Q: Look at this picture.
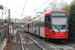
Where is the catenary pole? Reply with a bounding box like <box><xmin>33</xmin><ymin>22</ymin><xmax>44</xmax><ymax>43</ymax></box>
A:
<box><xmin>8</xmin><ymin>9</ymin><xmax>11</xmax><ymax>44</ymax></box>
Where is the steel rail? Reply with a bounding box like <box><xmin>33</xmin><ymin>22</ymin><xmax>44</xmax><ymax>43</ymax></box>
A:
<box><xmin>18</xmin><ymin>31</ymin><xmax>24</xmax><ymax>50</ymax></box>
<box><xmin>62</xmin><ymin>41</ymin><xmax>75</xmax><ymax>48</ymax></box>
<box><xmin>27</xmin><ymin>35</ymin><xmax>47</xmax><ymax>50</ymax></box>
<box><xmin>27</xmin><ymin>34</ymin><xmax>64</xmax><ymax>50</ymax></box>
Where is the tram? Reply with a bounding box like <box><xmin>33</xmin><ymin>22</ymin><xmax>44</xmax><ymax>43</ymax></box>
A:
<box><xmin>24</xmin><ymin>10</ymin><xmax>69</xmax><ymax>39</ymax></box>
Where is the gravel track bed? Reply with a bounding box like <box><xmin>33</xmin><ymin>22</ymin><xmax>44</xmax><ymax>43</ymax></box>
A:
<box><xmin>18</xmin><ymin>31</ymin><xmax>75</xmax><ymax>50</ymax></box>
<box><xmin>19</xmin><ymin>31</ymin><xmax>42</xmax><ymax>50</ymax></box>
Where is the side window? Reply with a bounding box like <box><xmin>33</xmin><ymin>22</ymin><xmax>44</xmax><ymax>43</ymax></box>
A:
<box><xmin>33</xmin><ymin>21</ymin><xmax>35</xmax><ymax>28</ymax></box>
<box><xmin>32</xmin><ymin>22</ymin><xmax>34</xmax><ymax>28</ymax></box>
<box><xmin>35</xmin><ymin>17</ymin><xmax>44</xmax><ymax>27</ymax></box>
<box><xmin>45</xmin><ymin>15</ymin><xmax>51</xmax><ymax>29</ymax></box>
<box><xmin>39</xmin><ymin>16</ymin><xmax>44</xmax><ymax>27</ymax></box>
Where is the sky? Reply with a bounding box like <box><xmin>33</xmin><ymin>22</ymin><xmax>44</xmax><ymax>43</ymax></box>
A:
<box><xmin>0</xmin><ymin>0</ymin><xmax>73</xmax><ymax>19</ymax></box>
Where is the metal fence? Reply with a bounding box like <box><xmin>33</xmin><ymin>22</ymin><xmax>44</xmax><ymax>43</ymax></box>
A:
<box><xmin>0</xmin><ymin>28</ymin><xmax>6</xmax><ymax>45</ymax></box>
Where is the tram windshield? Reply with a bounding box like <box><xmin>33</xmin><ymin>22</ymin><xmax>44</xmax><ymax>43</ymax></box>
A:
<box><xmin>52</xmin><ymin>25</ymin><xmax>67</xmax><ymax>29</ymax></box>
<box><xmin>51</xmin><ymin>12</ymin><xmax>68</xmax><ymax>30</ymax></box>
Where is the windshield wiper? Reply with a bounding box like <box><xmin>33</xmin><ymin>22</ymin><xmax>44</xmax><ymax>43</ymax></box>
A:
<box><xmin>52</xmin><ymin>24</ymin><xmax>60</xmax><ymax>32</ymax></box>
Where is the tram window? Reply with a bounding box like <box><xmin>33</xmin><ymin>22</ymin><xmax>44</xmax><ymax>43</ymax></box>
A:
<box><xmin>35</xmin><ymin>17</ymin><xmax>44</xmax><ymax>27</ymax></box>
<box><xmin>45</xmin><ymin>15</ymin><xmax>51</xmax><ymax>29</ymax></box>
<box><xmin>32</xmin><ymin>21</ymin><xmax>35</xmax><ymax>28</ymax></box>
<box><xmin>46</xmin><ymin>16</ymin><xmax>50</xmax><ymax>21</ymax></box>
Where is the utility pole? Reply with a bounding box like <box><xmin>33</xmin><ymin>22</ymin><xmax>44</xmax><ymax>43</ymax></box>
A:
<box><xmin>13</xmin><ymin>22</ymin><xmax>14</xmax><ymax>34</ymax></box>
<box><xmin>8</xmin><ymin>9</ymin><xmax>11</xmax><ymax>44</ymax></box>
<box><xmin>14</xmin><ymin>18</ymin><xmax>16</xmax><ymax>30</ymax></box>
<box><xmin>2</xmin><ymin>12</ymin><xmax>3</xmax><ymax>25</ymax></box>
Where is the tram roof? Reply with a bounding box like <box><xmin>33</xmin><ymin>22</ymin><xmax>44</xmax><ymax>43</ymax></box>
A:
<box><xmin>45</xmin><ymin>10</ymin><xmax>68</xmax><ymax>16</ymax></box>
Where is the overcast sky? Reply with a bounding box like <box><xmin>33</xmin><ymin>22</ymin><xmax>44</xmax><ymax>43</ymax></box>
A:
<box><xmin>0</xmin><ymin>0</ymin><xmax>73</xmax><ymax>19</ymax></box>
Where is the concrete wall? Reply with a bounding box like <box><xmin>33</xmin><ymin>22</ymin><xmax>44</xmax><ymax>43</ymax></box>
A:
<box><xmin>0</xmin><ymin>39</ymin><xmax>6</xmax><ymax>50</ymax></box>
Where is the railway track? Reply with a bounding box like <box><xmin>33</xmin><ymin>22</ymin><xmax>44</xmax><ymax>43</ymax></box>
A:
<box><xmin>39</xmin><ymin>35</ymin><xmax>75</xmax><ymax>50</ymax></box>
<box><xmin>18</xmin><ymin>31</ymin><xmax>43</xmax><ymax>50</ymax></box>
<box><xmin>18</xmin><ymin>30</ymin><xmax>75</xmax><ymax>50</ymax></box>
<box><xmin>47</xmin><ymin>40</ymin><xmax>75</xmax><ymax>50</ymax></box>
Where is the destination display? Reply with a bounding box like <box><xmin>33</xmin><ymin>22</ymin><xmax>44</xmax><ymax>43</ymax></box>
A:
<box><xmin>51</xmin><ymin>13</ymin><xmax>66</xmax><ymax>16</ymax></box>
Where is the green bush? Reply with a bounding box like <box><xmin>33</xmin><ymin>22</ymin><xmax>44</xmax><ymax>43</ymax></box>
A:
<box><xmin>69</xmin><ymin>5</ymin><xmax>75</xmax><ymax>40</ymax></box>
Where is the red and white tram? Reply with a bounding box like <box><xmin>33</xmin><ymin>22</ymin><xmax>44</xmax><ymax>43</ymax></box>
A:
<box><xmin>24</xmin><ymin>10</ymin><xmax>69</xmax><ymax>39</ymax></box>
<box><xmin>24</xmin><ymin>22</ymin><xmax>29</xmax><ymax>32</ymax></box>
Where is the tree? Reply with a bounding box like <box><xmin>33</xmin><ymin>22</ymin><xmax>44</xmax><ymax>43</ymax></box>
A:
<box><xmin>49</xmin><ymin>2</ymin><xmax>57</xmax><ymax>10</ymax></box>
<box><xmin>49</xmin><ymin>2</ymin><xmax>66</xmax><ymax>10</ymax></box>
<box><xmin>43</xmin><ymin>7</ymin><xmax>48</xmax><ymax>13</ymax></box>
<box><xmin>0</xmin><ymin>5</ymin><xmax>3</xmax><ymax>25</ymax></box>
<box><xmin>3</xmin><ymin>19</ymin><xmax>8</xmax><ymax>23</ymax></box>
<box><xmin>32</xmin><ymin>17</ymin><xmax>37</xmax><ymax>20</ymax></box>
<box><xmin>70</xmin><ymin>0</ymin><xmax>75</xmax><ymax>6</ymax></box>
<box><xmin>62</xmin><ymin>3</ymin><xmax>70</xmax><ymax>13</ymax></box>
<box><xmin>21</xmin><ymin>16</ymin><xmax>32</xmax><ymax>23</ymax></box>
<box><xmin>62</xmin><ymin>0</ymin><xmax>75</xmax><ymax>13</ymax></box>
<box><xmin>43</xmin><ymin>0</ymin><xmax>65</xmax><ymax>13</ymax></box>
<box><xmin>0</xmin><ymin>5</ymin><xmax>3</xmax><ymax>10</ymax></box>
<box><xmin>0</xmin><ymin>19</ymin><xmax>2</xmax><ymax>22</ymax></box>
<box><xmin>69</xmin><ymin>5</ymin><xmax>75</xmax><ymax>40</ymax></box>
